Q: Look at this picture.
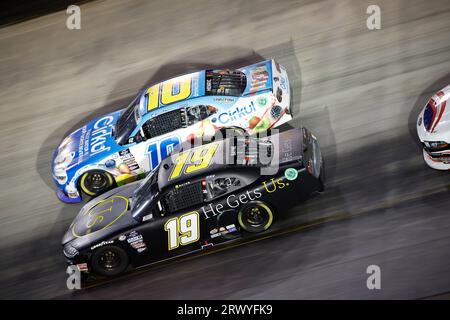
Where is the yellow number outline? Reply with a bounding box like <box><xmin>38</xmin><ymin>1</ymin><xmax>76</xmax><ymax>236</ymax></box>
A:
<box><xmin>169</xmin><ymin>151</ymin><xmax>190</xmax><ymax>181</ymax></box>
<box><xmin>164</xmin><ymin>212</ymin><xmax>200</xmax><ymax>251</ymax></box>
<box><xmin>160</xmin><ymin>77</ymin><xmax>192</xmax><ymax>106</ymax></box>
<box><xmin>146</xmin><ymin>76</ymin><xmax>192</xmax><ymax>112</ymax></box>
<box><xmin>185</xmin><ymin>143</ymin><xmax>218</xmax><ymax>174</ymax></box>
<box><xmin>168</xmin><ymin>143</ymin><xmax>218</xmax><ymax>180</ymax></box>
<box><xmin>145</xmin><ymin>85</ymin><xmax>159</xmax><ymax>112</ymax></box>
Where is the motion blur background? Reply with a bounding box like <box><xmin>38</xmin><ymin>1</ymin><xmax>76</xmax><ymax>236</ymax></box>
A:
<box><xmin>0</xmin><ymin>0</ymin><xmax>449</xmax><ymax>299</ymax></box>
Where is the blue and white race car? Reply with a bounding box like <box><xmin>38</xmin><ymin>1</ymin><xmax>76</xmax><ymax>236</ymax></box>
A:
<box><xmin>52</xmin><ymin>59</ymin><xmax>292</xmax><ymax>203</ymax></box>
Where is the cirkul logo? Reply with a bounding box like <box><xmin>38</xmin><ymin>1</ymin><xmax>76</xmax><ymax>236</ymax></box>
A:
<box><xmin>214</xmin><ymin>102</ymin><xmax>256</xmax><ymax>124</ymax></box>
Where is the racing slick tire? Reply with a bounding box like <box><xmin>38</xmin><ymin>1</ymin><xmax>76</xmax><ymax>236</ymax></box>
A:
<box><xmin>238</xmin><ymin>201</ymin><xmax>275</xmax><ymax>233</ymax></box>
<box><xmin>91</xmin><ymin>245</ymin><xmax>129</xmax><ymax>277</ymax></box>
<box><xmin>79</xmin><ymin>170</ymin><xmax>115</xmax><ymax>198</ymax></box>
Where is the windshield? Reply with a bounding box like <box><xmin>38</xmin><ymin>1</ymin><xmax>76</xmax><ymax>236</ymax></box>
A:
<box><xmin>131</xmin><ymin>168</ymin><xmax>159</xmax><ymax>219</ymax></box>
<box><xmin>114</xmin><ymin>94</ymin><xmax>142</xmax><ymax>145</ymax></box>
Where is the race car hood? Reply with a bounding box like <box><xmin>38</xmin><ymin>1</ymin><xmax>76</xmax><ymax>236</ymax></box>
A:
<box><xmin>52</xmin><ymin>110</ymin><xmax>123</xmax><ymax>185</ymax></box>
<box><xmin>417</xmin><ymin>85</ymin><xmax>450</xmax><ymax>143</ymax></box>
<box><xmin>62</xmin><ymin>181</ymin><xmax>139</xmax><ymax>249</ymax></box>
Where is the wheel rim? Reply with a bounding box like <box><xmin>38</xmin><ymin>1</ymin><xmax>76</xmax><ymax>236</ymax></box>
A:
<box><xmin>99</xmin><ymin>250</ymin><xmax>121</xmax><ymax>270</ymax></box>
<box><xmin>243</xmin><ymin>206</ymin><xmax>268</xmax><ymax>227</ymax></box>
<box><xmin>86</xmin><ymin>172</ymin><xmax>108</xmax><ymax>192</ymax></box>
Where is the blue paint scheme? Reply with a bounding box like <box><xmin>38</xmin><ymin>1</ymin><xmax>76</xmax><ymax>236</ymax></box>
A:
<box><xmin>52</xmin><ymin>110</ymin><xmax>129</xmax><ymax>201</ymax></box>
<box><xmin>52</xmin><ymin>59</ymin><xmax>287</xmax><ymax>203</ymax></box>
<box><xmin>56</xmin><ymin>189</ymin><xmax>81</xmax><ymax>203</ymax></box>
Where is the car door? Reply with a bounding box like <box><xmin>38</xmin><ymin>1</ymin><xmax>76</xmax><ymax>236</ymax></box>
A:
<box><xmin>137</xmin><ymin>180</ymin><xmax>207</xmax><ymax>262</ymax></box>
<box><xmin>126</xmin><ymin>112</ymin><xmax>183</xmax><ymax>174</ymax></box>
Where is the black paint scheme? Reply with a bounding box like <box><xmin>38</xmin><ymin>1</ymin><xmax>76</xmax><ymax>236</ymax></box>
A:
<box><xmin>62</xmin><ymin>127</ymin><xmax>324</xmax><ymax>276</ymax></box>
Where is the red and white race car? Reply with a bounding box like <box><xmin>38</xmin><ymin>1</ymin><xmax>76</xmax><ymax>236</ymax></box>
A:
<box><xmin>417</xmin><ymin>85</ymin><xmax>450</xmax><ymax>170</ymax></box>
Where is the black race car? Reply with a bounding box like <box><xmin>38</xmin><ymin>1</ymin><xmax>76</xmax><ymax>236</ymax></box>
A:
<box><xmin>62</xmin><ymin>127</ymin><xmax>324</xmax><ymax>278</ymax></box>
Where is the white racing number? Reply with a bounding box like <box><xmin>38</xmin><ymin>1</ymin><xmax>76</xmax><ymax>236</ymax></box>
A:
<box><xmin>164</xmin><ymin>212</ymin><xmax>200</xmax><ymax>250</ymax></box>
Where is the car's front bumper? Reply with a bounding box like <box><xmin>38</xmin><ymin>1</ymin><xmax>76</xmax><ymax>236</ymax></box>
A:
<box><xmin>56</xmin><ymin>188</ymin><xmax>82</xmax><ymax>203</ymax></box>
<box><xmin>422</xmin><ymin>148</ymin><xmax>450</xmax><ymax>170</ymax></box>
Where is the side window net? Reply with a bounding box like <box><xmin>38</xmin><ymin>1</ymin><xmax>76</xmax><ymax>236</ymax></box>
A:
<box><xmin>205</xmin><ymin>70</ymin><xmax>247</xmax><ymax>96</ymax></box>
<box><xmin>163</xmin><ymin>182</ymin><xmax>204</xmax><ymax>213</ymax></box>
<box><xmin>141</xmin><ymin>105</ymin><xmax>217</xmax><ymax>140</ymax></box>
<box><xmin>142</xmin><ymin>109</ymin><xmax>183</xmax><ymax>139</ymax></box>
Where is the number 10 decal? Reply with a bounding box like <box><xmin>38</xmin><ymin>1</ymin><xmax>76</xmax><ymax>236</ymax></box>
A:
<box><xmin>146</xmin><ymin>136</ymin><xmax>181</xmax><ymax>171</ymax></box>
<box><xmin>164</xmin><ymin>212</ymin><xmax>200</xmax><ymax>251</ymax></box>
<box><xmin>146</xmin><ymin>75</ymin><xmax>192</xmax><ymax>112</ymax></box>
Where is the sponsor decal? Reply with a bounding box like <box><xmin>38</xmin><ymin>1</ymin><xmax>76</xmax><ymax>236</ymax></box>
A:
<box><xmin>210</xmin><ymin>224</ymin><xmax>238</xmax><ymax>239</ymax></box>
<box><xmin>263</xmin><ymin>177</ymin><xmax>289</xmax><ymax>193</ymax></box>
<box><xmin>280</xmin><ymin>77</ymin><xmax>287</xmax><ymax>90</ymax></box>
<box><xmin>118</xmin><ymin>149</ymin><xmax>140</xmax><ymax>171</ymax></box>
<box><xmin>201</xmin><ymin>189</ymin><xmax>262</xmax><ymax>219</ymax></box>
<box><xmin>77</xmin><ymin>126</ymin><xmax>88</xmax><ymax>164</ymax></box>
<box><xmin>90</xmin><ymin>116</ymin><xmax>114</xmax><ymax>156</ymax></box>
<box><xmin>126</xmin><ymin>231</ymin><xmax>148</xmax><ymax>253</ymax></box>
<box><xmin>284</xmin><ymin>168</ymin><xmax>298</xmax><ymax>181</ymax></box>
<box><xmin>213</xmin><ymin>97</ymin><xmax>236</xmax><ymax>104</ymax></box>
<box><xmin>256</xmin><ymin>96</ymin><xmax>268</xmax><ymax>108</ymax></box>
<box><xmin>127</xmin><ymin>235</ymin><xmax>143</xmax><ymax>243</ymax></box>
<box><xmin>250</xmin><ymin>66</ymin><xmax>269</xmax><ymax>92</ymax></box>
<box><xmin>76</xmin><ymin>263</ymin><xmax>89</xmax><ymax>272</ymax></box>
<box><xmin>142</xmin><ymin>214</ymin><xmax>153</xmax><ymax>222</ymax></box>
<box><xmin>213</xmin><ymin>102</ymin><xmax>256</xmax><ymax>125</ymax></box>
<box><xmin>105</xmin><ymin>159</ymin><xmax>116</xmax><ymax>168</ymax></box>
<box><xmin>118</xmin><ymin>235</ymin><xmax>126</xmax><ymax>241</ymax></box>
<box><xmin>201</xmin><ymin>175</ymin><xmax>292</xmax><ymax>219</ymax></box>
<box><xmin>90</xmin><ymin>240</ymin><xmax>114</xmax><ymax>250</ymax></box>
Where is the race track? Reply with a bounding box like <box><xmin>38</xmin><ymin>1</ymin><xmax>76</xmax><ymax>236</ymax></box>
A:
<box><xmin>0</xmin><ymin>0</ymin><xmax>450</xmax><ymax>299</ymax></box>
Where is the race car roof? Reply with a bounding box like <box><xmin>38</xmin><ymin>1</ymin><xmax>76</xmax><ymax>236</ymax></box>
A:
<box><xmin>157</xmin><ymin>137</ymin><xmax>260</xmax><ymax>190</ymax></box>
<box><xmin>137</xmin><ymin>60</ymin><xmax>274</xmax><ymax>118</ymax></box>
<box><xmin>157</xmin><ymin>128</ymin><xmax>304</xmax><ymax>191</ymax></box>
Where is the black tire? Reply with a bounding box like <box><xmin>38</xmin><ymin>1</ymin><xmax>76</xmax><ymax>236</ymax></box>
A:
<box><xmin>79</xmin><ymin>170</ymin><xmax>115</xmax><ymax>197</ymax></box>
<box><xmin>91</xmin><ymin>245</ymin><xmax>129</xmax><ymax>277</ymax></box>
<box><xmin>238</xmin><ymin>201</ymin><xmax>275</xmax><ymax>233</ymax></box>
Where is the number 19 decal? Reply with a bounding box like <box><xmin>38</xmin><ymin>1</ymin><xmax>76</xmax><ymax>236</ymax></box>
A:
<box><xmin>164</xmin><ymin>212</ymin><xmax>200</xmax><ymax>251</ymax></box>
<box><xmin>169</xmin><ymin>143</ymin><xmax>218</xmax><ymax>180</ymax></box>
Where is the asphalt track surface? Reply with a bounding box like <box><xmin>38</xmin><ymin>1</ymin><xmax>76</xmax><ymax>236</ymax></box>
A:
<box><xmin>0</xmin><ymin>0</ymin><xmax>450</xmax><ymax>299</ymax></box>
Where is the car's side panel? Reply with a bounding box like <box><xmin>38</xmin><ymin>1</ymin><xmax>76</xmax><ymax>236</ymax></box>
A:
<box><xmin>125</xmin><ymin>164</ymin><xmax>322</xmax><ymax>270</ymax></box>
